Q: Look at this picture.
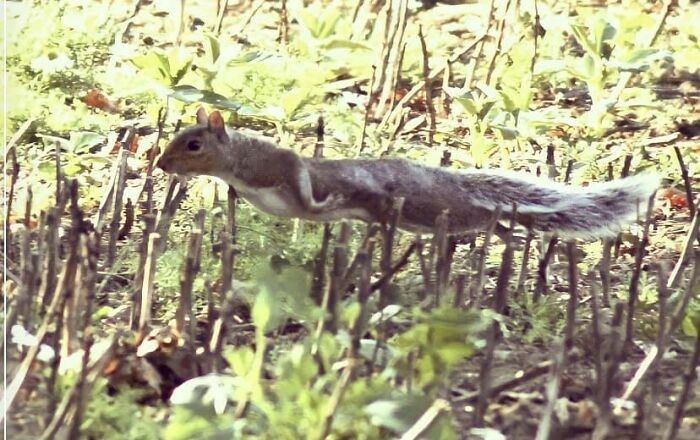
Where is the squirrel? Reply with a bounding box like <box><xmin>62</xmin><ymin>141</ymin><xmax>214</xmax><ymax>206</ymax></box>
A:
<box><xmin>156</xmin><ymin>108</ymin><xmax>660</xmax><ymax>239</ymax></box>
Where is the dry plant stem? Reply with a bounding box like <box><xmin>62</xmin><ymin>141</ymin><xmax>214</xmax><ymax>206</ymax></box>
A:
<box><xmin>314</xmin><ymin>115</ymin><xmax>325</xmax><ymax>158</ymax></box>
<box><xmin>138</xmin><ymin>233</ymin><xmax>161</xmax><ymax>333</ymax></box>
<box><xmin>380</xmin><ymin>198</ymin><xmax>404</xmax><ymax>307</ymax></box>
<box><xmin>465</xmin><ymin>0</ymin><xmax>496</xmax><ymax>88</ymax></box>
<box><xmin>418</xmin><ymin>25</ymin><xmax>436</xmax><ymax>147</ymax></box>
<box><xmin>227</xmin><ymin>185</ymin><xmax>238</xmax><ymax>237</ymax></box>
<box><xmin>107</xmin><ymin>148</ymin><xmax>130</xmax><ymax>267</ymax></box>
<box><xmin>130</xmin><ymin>214</ymin><xmax>155</xmax><ymax>329</ymax></box>
<box><xmin>453</xmin><ymin>273</ymin><xmax>467</xmax><ymax>308</ymax></box>
<box><xmin>1</xmin><ymin>238</ymin><xmax>79</xmax><ymax>422</ymax></box>
<box><xmin>387</xmin><ymin>41</ymin><xmax>407</xmax><ymax>115</ymax></box>
<box><xmin>17</xmin><ymin>229</ymin><xmax>33</xmax><ymax>328</ymax></box>
<box><xmin>358</xmin><ymin>65</ymin><xmax>377</xmax><ymax>155</ymax></box>
<box><xmin>55</xmin><ymin>141</ymin><xmax>62</xmax><ymax>208</ymax></box>
<box><xmin>37</xmin><ymin>212</ymin><xmax>58</xmax><ymax>310</ymax></box>
<box><xmin>155</xmin><ymin>177</ymin><xmax>188</xmax><ymax>254</ymax></box>
<box><xmin>175</xmin><ymin>0</ymin><xmax>185</xmax><ymax>45</ymax></box>
<box><xmin>371</xmin><ymin>241</ymin><xmax>416</xmax><ymax>293</ymax></box>
<box><xmin>210</xmin><ymin>237</ymin><xmax>237</xmax><ymax>372</ymax></box>
<box><xmin>400</xmin><ymin>399</ymin><xmax>451</xmax><ymax>440</ymax></box>
<box><xmin>516</xmin><ymin>230</ymin><xmax>534</xmax><ymax>296</ymax></box>
<box><xmin>93</xmin><ymin>145</ymin><xmax>124</xmax><ymax>231</ymax></box>
<box><xmin>340</xmin><ymin>224</ymin><xmax>380</xmax><ymax>291</ymax></box>
<box><xmin>589</xmin><ymin>279</ymin><xmax>605</xmax><ymax>405</ymax></box>
<box><xmin>599</xmin><ymin>239</ymin><xmax>613</xmax><ymax>307</ymax></box>
<box><xmin>592</xmin><ymin>303</ymin><xmax>626</xmax><ymax>440</ymax></box>
<box><xmin>67</xmin><ymin>333</ymin><xmax>93</xmax><ymax>439</ymax></box>
<box><xmin>668</xmin><ymin>249</ymin><xmax>700</xmax><ymax>337</ymax></box>
<box><xmin>535</xmin><ymin>338</ymin><xmax>566</xmax><ymax>440</ymax></box>
<box><xmin>215</xmin><ymin>0</ymin><xmax>229</xmax><ymax>35</ymax></box>
<box><xmin>624</xmin><ymin>194</ymin><xmax>656</xmax><ymax>349</ymax></box>
<box><xmin>470</xmin><ymin>207</ymin><xmax>502</xmax><ymax>309</ymax></box>
<box><xmin>673</xmin><ymin>145</ymin><xmax>696</xmax><ymax>219</ymax></box>
<box><xmin>381</xmin><ymin>34</ymin><xmax>486</xmax><ymax>131</ymax></box>
<box><xmin>665</xmin><ymin>330</ymin><xmax>700</xmax><ymax>440</ymax></box>
<box><xmin>564</xmin><ymin>241</ymin><xmax>578</xmax><ymax>350</ymax></box>
<box><xmin>311</xmin><ymin>224</ymin><xmax>333</xmax><ymax>306</ymax></box>
<box><xmin>620</xmin><ymin>263</ymin><xmax>671</xmax><ymax>403</ymax></box>
<box><xmin>668</xmin><ymin>199</ymin><xmax>700</xmax><ymax>288</ymax></box>
<box><xmin>280</xmin><ymin>0</ymin><xmax>289</xmax><ymax>45</ymax></box>
<box><xmin>485</xmin><ymin>0</ymin><xmax>511</xmax><ymax>86</ymax></box>
<box><xmin>433</xmin><ymin>212</ymin><xmax>450</xmax><ymax>307</ymax></box>
<box><xmin>350</xmin><ymin>243</ymin><xmax>374</xmax><ymax>359</ymax></box>
<box><xmin>533</xmin><ymin>237</ymin><xmax>558</xmax><ymax>302</ymax></box>
<box><xmin>375</xmin><ymin>0</ymin><xmax>408</xmax><ymax>117</ymax></box>
<box><xmin>177</xmin><ymin>223</ymin><xmax>204</xmax><ymax>336</ymax></box>
<box><xmin>474</xmin><ymin>211</ymin><xmax>515</xmax><ymax>426</ymax></box>
<box><xmin>317</xmin><ymin>361</ymin><xmax>357</xmax><ymax>440</ymax></box>
<box><xmin>143</xmin><ymin>106</ymin><xmax>167</xmax><ymax>214</ymax></box>
<box><xmin>4</xmin><ymin>146</ymin><xmax>20</xmax><ymax>259</ymax></box>
<box><xmin>454</xmin><ymin>354</ymin><xmax>580</xmax><ymax>403</ymax></box>
<box><xmin>327</xmin><ymin>222</ymin><xmax>351</xmax><ymax>333</ymax></box>
<box><xmin>530</xmin><ymin>0</ymin><xmax>540</xmax><ymax>75</ymax></box>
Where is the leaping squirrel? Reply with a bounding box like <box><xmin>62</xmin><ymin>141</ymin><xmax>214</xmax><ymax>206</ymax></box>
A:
<box><xmin>156</xmin><ymin>108</ymin><xmax>659</xmax><ymax>239</ymax></box>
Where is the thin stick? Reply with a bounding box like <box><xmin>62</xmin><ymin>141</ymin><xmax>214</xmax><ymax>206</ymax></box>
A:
<box><xmin>673</xmin><ymin>146</ymin><xmax>695</xmax><ymax>219</ymax></box>
<box><xmin>138</xmin><ymin>233</ymin><xmax>161</xmax><ymax>333</ymax></box>
<box><xmin>625</xmin><ymin>193</ymin><xmax>656</xmax><ymax>349</ymax></box>
<box><xmin>380</xmin><ymin>34</ymin><xmax>486</xmax><ymax>131</ymax></box>
<box><xmin>470</xmin><ymin>207</ymin><xmax>502</xmax><ymax>308</ymax></box>
<box><xmin>668</xmin><ymin>199</ymin><xmax>700</xmax><ymax>288</ymax></box>
<box><xmin>358</xmin><ymin>65</ymin><xmax>377</xmax><ymax>155</ymax></box>
<box><xmin>485</xmin><ymin>0</ymin><xmax>512</xmax><ymax>86</ymax></box>
<box><xmin>400</xmin><ymin>399</ymin><xmax>450</xmax><ymax>440</ymax></box>
<box><xmin>418</xmin><ymin>25</ymin><xmax>435</xmax><ymax>147</ymax></box>
<box><xmin>665</xmin><ymin>331</ymin><xmax>700</xmax><ymax>440</ymax></box>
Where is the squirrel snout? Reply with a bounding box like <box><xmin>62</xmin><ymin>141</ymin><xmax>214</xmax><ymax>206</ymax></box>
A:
<box><xmin>156</xmin><ymin>156</ymin><xmax>170</xmax><ymax>172</ymax></box>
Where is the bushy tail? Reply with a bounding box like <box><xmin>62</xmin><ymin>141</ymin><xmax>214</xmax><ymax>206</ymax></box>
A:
<box><xmin>463</xmin><ymin>171</ymin><xmax>660</xmax><ymax>239</ymax></box>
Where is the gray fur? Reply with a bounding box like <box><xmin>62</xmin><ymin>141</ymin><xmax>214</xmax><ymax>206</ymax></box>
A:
<box><xmin>159</xmin><ymin>124</ymin><xmax>659</xmax><ymax>240</ymax></box>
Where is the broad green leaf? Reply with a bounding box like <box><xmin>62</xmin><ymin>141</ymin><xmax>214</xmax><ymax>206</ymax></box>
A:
<box><xmin>170</xmin><ymin>85</ymin><xmax>204</xmax><ymax>103</ymax></box>
<box><xmin>68</xmin><ymin>131</ymin><xmax>105</xmax><ymax>154</ymax></box>
<box><xmin>592</xmin><ymin>19</ymin><xmax>616</xmax><ymax>55</ymax></box>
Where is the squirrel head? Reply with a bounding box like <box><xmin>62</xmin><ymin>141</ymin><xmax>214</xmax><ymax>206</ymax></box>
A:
<box><xmin>157</xmin><ymin>108</ymin><xmax>234</xmax><ymax>177</ymax></box>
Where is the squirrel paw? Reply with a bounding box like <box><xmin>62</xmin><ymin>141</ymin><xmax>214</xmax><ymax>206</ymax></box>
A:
<box><xmin>312</xmin><ymin>192</ymin><xmax>347</xmax><ymax>212</ymax></box>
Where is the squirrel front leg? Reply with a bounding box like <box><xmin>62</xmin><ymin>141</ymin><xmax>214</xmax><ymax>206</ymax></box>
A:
<box><xmin>293</xmin><ymin>163</ymin><xmax>345</xmax><ymax>213</ymax></box>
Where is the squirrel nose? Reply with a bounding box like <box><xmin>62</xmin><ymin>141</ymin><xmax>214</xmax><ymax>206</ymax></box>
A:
<box><xmin>156</xmin><ymin>156</ymin><xmax>169</xmax><ymax>172</ymax></box>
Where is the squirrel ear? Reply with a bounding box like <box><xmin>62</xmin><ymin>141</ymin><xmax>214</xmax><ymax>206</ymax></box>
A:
<box><xmin>208</xmin><ymin>111</ymin><xmax>227</xmax><ymax>138</ymax></box>
<box><xmin>196</xmin><ymin>107</ymin><xmax>208</xmax><ymax>125</ymax></box>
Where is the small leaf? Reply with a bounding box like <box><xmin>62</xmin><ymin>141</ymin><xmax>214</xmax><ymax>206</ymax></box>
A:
<box><xmin>570</xmin><ymin>24</ymin><xmax>597</xmax><ymax>58</ymax></box>
<box><xmin>170</xmin><ymin>85</ymin><xmax>203</xmax><ymax>103</ymax></box>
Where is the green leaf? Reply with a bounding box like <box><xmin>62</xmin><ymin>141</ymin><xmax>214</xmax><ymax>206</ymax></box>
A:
<box><xmin>206</xmin><ymin>34</ymin><xmax>221</xmax><ymax>63</ymax></box>
<box><xmin>252</xmin><ymin>289</ymin><xmax>272</xmax><ymax>333</ymax></box>
<box><xmin>69</xmin><ymin>131</ymin><xmax>105</xmax><ymax>154</ymax></box>
<box><xmin>570</xmin><ymin>24</ymin><xmax>597</xmax><ymax>58</ymax></box>
<box><xmin>224</xmin><ymin>347</ymin><xmax>255</xmax><ymax>377</ymax></box>
<box><xmin>592</xmin><ymin>19</ymin><xmax>616</xmax><ymax>55</ymax></box>
<box><xmin>170</xmin><ymin>85</ymin><xmax>204</xmax><ymax>103</ymax></box>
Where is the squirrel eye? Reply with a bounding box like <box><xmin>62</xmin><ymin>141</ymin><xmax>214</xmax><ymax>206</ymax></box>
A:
<box><xmin>186</xmin><ymin>139</ymin><xmax>201</xmax><ymax>152</ymax></box>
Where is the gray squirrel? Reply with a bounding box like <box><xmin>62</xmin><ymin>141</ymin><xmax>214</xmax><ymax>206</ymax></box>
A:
<box><xmin>156</xmin><ymin>108</ymin><xmax>659</xmax><ymax>239</ymax></box>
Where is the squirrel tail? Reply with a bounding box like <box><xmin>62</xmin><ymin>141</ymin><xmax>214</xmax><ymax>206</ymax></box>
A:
<box><xmin>464</xmin><ymin>171</ymin><xmax>660</xmax><ymax>239</ymax></box>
